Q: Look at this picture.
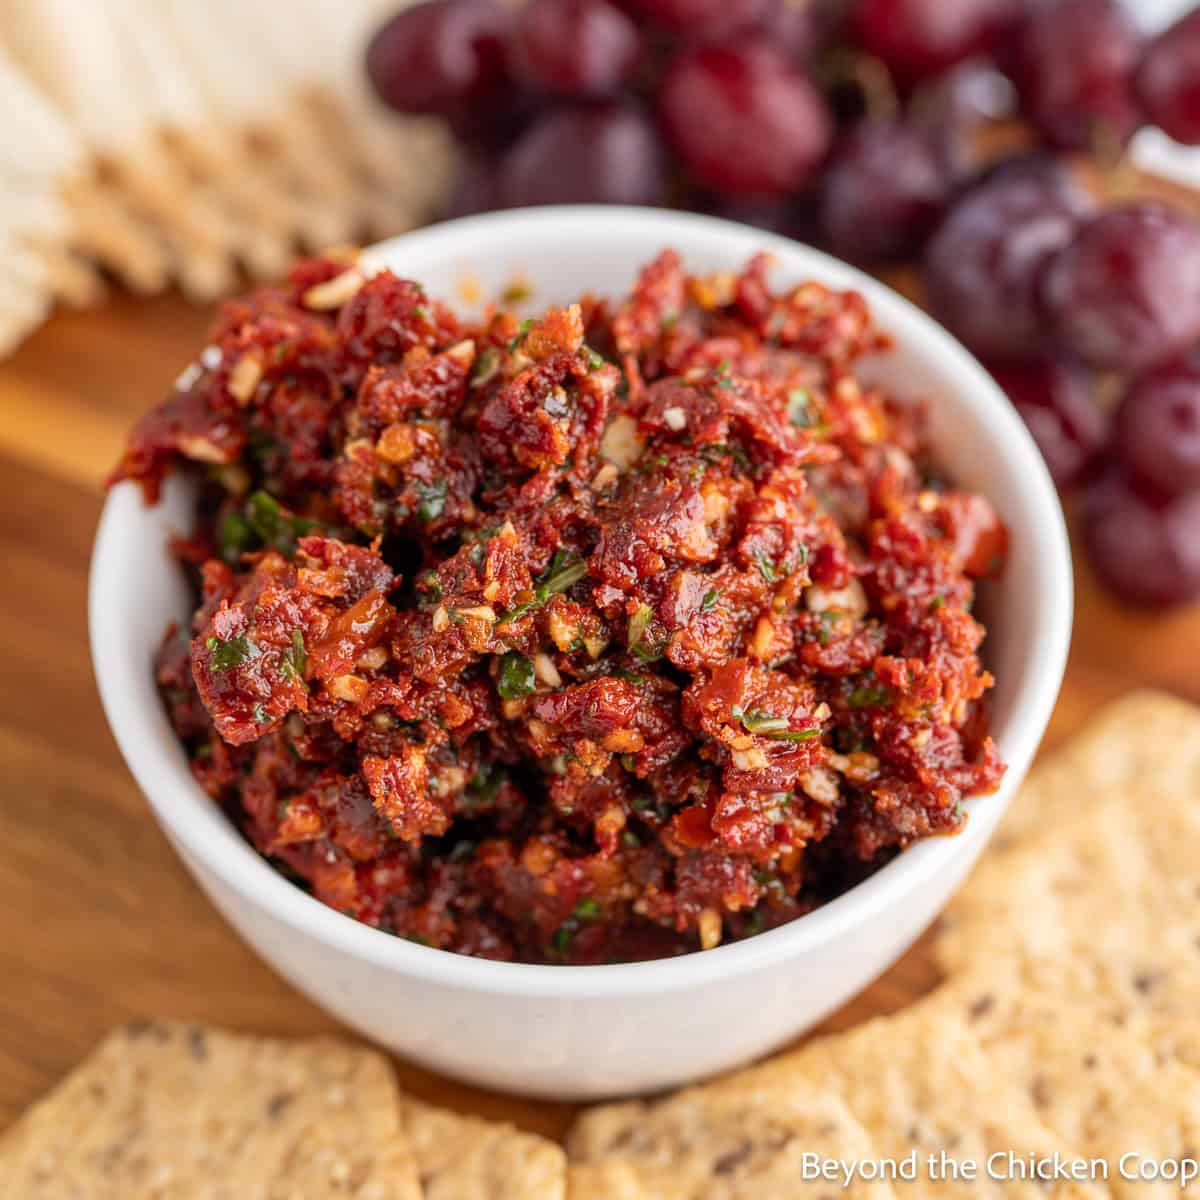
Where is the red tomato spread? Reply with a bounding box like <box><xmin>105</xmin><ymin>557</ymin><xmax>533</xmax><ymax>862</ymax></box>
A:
<box><xmin>112</xmin><ymin>249</ymin><xmax>1006</xmax><ymax>964</ymax></box>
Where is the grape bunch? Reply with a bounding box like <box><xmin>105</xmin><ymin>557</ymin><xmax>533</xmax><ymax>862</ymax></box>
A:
<box><xmin>366</xmin><ymin>0</ymin><xmax>1200</xmax><ymax>608</ymax></box>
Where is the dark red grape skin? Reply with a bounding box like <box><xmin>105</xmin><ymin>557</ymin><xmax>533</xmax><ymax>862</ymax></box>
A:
<box><xmin>366</xmin><ymin>0</ymin><xmax>511</xmax><ymax>118</ymax></box>
<box><xmin>512</xmin><ymin>0</ymin><xmax>640</xmax><ymax>98</ymax></box>
<box><xmin>657</xmin><ymin>43</ymin><xmax>832</xmax><ymax>199</ymax></box>
<box><xmin>1137</xmin><ymin>9</ymin><xmax>1200</xmax><ymax>147</ymax></box>
<box><xmin>849</xmin><ymin>0</ymin><xmax>1013</xmax><ymax>83</ymax></box>
<box><xmin>1084</xmin><ymin>469</ymin><xmax>1200</xmax><ymax>608</ymax></box>
<box><xmin>1011</xmin><ymin>0</ymin><xmax>1143</xmax><ymax>150</ymax></box>
<box><xmin>923</xmin><ymin>169</ymin><xmax>1092</xmax><ymax>361</ymax></box>
<box><xmin>446</xmin><ymin>156</ymin><xmax>501</xmax><ymax>218</ymax></box>
<box><xmin>1040</xmin><ymin>203</ymin><xmax>1200</xmax><ymax>374</ymax></box>
<box><xmin>1116</xmin><ymin>354</ymin><xmax>1200</xmax><ymax>498</ymax></box>
<box><xmin>818</xmin><ymin>120</ymin><xmax>949</xmax><ymax>262</ymax></box>
<box><xmin>495</xmin><ymin>104</ymin><xmax>665</xmax><ymax>208</ymax></box>
<box><xmin>988</xmin><ymin>358</ymin><xmax>1107</xmax><ymax>491</ymax></box>
<box><xmin>625</xmin><ymin>0</ymin><xmax>770</xmax><ymax>40</ymax></box>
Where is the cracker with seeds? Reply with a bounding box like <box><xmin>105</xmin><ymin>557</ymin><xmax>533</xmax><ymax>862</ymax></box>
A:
<box><xmin>567</xmin><ymin>1069</ymin><xmax>895</xmax><ymax>1199</ymax></box>
<box><xmin>996</xmin><ymin>691</ymin><xmax>1200</xmax><ymax>852</ymax></box>
<box><xmin>776</xmin><ymin>996</ymin><xmax>1106</xmax><ymax>1199</ymax></box>
<box><xmin>401</xmin><ymin>1096</ymin><xmax>566</xmax><ymax>1200</ymax></box>
<box><xmin>568</xmin><ymin>994</ymin><xmax>1105</xmax><ymax>1199</ymax></box>
<box><xmin>0</xmin><ymin>1020</ymin><xmax>421</xmax><ymax>1199</ymax></box>
<box><xmin>935</xmin><ymin>786</ymin><xmax>1200</xmax><ymax>1060</ymax></box>
<box><xmin>939</xmin><ymin>978</ymin><xmax>1200</xmax><ymax>1199</ymax></box>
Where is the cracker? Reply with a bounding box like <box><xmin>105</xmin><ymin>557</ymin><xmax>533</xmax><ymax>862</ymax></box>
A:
<box><xmin>777</xmin><ymin>996</ymin><xmax>1105</xmax><ymax>1199</ymax></box>
<box><xmin>935</xmin><ymin>786</ymin><xmax>1200</xmax><ymax>1056</ymax></box>
<box><xmin>996</xmin><ymin>690</ymin><xmax>1200</xmax><ymax>853</ymax></box>
<box><xmin>0</xmin><ymin>1020</ymin><xmax>421</xmax><ymax>1199</ymax></box>
<box><xmin>567</xmin><ymin>1070</ymin><xmax>895</xmax><ymax>1199</ymax></box>
<box><xmin>401</xmin><ymin>1096</ymin><xmax>566</xmax><ymax>1200</ymax></box>
<box><xmin>939</xmin><ymin>977</ymin><xmax>1200</xmax><ymax>1198</ymax></box>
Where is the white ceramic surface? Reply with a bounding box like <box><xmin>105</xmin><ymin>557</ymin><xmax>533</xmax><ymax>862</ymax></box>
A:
<box><xmin>90</xmin><ymin>206</ymin><xmax>1072</xmax><ymax>1101</ymax></box>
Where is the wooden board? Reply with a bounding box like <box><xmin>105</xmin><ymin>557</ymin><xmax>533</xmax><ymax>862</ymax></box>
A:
<box><xmin>1</xmin><ymin>282</ymin><xmax>1199</xmax><ymax>1146</ymax></box>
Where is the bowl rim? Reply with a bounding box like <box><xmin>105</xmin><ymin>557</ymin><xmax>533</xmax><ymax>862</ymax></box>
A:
<box><xmin>90</xmin><ymin>205</ymin><xmax>1072</xmax><ymax>1000</ymax></box>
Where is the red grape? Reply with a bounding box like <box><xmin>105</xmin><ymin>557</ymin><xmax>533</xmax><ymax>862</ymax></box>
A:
<box><xmin>1083</xmin><ymin>469</ymin><xmax>1200</xmax><ymax>608</ymax></box>
<box><xmin>908</xmin><ymin>63</ymin><xmax>1016</xmax><ymax>178</ymax></box>
<box><xmin>625</xmin><ymin>0</ymin><xmax>770</xmax><ymax>40</ymax></box>
<box><xmin>1041</xmin><ymin>203</ymin><xmax>1200</xmax><ymax>373</ymax></box>
<box><xmin>923</xmin><ymin>168</ymin><xmax>1092</xmax><ymax>361</ymax></box>
<box><xmin>658</xmin><ymin>43</ymin><xmax>832</xmax><ymax>198</ymax></box>
<box><xmin>496</xmin><ymin>104</ymin><xmax>665</xmax><ymax>208</ymax></box>
<box><xmin>446</xmin><ymin>156</ymin><xmax>501</xmax><ymax>217</ymax></box>
<box><xmin>366</xmin><ymin>0</ymin><xmax>511</xmax><ymax>118</ymax></box>
<box><xmin>512</xmin><ymin>0</ymin><xmax>640</xmax><ymax>98</ymax></box>
<box><xmin>1137</xmin><ymin>9</ymin><xmax>1200</xmax><ymax>147</ymax></box>
<box><xmin>988</xmin><ymin>358</ymin><xmax>1107</xmax><ymax>490</ymax></box>
<box><xmin>818</xmin><ymin>119</ymin><xmax>948</xmax><ymax>262</ymax></box>
<box><xmin>849</xmin><ymin>0</ymin><xmax>1013</xmax><ymax>83</ymax></box>
<box><xmin>1115</xmin><ymin>353</ymin><xmax>1200</xmax><ymax>498</ymax></box>
<box><xmin>1011</xmin><ymin>0</ymin><xmax>1143</xmax><ymax>150</ymax></box>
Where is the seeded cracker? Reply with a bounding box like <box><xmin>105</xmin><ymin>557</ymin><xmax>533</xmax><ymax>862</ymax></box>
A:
<box><xmin>935</xmin><ymin>782</ymin><xmax>1200</xmax><ymax>1065</ymax></box>
<box><xmin>0</xmin><ymin>1021</ymin><xmax>421</xmax><ymax>1199</ymax></box>
<box><xmin>567</xmin><ymin>1070</ymin><xmax>896</xmax><ymax>1199</ymax></box>
<box><xmin>995</xmin><ymin>690</ymin><xmax>1200</xmax><ymax>851</ymax></box>
<box><xmin>940</xmin><ymin>978</ymin><xmax>1200</xmax><ymax>1199</ymax></box>
<box><xmin>401</xmin><ymin>1096</ymin><xmax>566</xmax><ymax>1199</ymax></box>
<box><xmin>774</xmin><ymin>996</ymin><xmax>1105</xmax><ymax>1199</ymax></box>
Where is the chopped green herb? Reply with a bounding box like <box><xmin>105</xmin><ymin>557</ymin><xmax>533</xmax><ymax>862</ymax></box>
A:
<box><xmin>573</xmin><ymin>897</ymin><xmax>601</xmax><ymax>920</ymax></box>
<box><xmin>622</xmin><ymin>830</ymin><xmax>641</xmax><ymax>848</ymax></box>
<box><xmin>767</xmin><ymin>728</ymin><xmax>821</xmax><ymax>742</ymax></box>
<box><xmin>465</xmin><ymin>764</ymin><xmax>504</xmax><ymax>809</ymax></box>
<box><xmin>469</xmin><ymin>347</ymin><xmax>500</xmax><ymax>387</ymax></box>
<box><xmin>245</xmin><ymin>490</ymin><xmax>316</xmax><ymax>556</ymax></box>
<box><xmin>752</xmin><ymin>549</ymin><xmax>777</xmax><ymax>583</ymax></box>
<box><xmin>280</xmin><ymin>629</ymin><xmax>307</xmax><ymax>683</ymax></box>
<box><xmin>552</xmin><ymin>925</ymin><xmax>573</xmax><ymax>956</ymax></box>
<box><xmin>715</xmin><ymin>358</ymin><xmax>734</xmax><ymax>388</ymax></box>
<box><xmin>205</xmin><ymin>634</ymin><xmax>258</xmax><ymax>672</ymax></box>
<box><xmin>787</xmin><ymin>388</ymin><xmax>813</xmax><ymax>427</ymax></box>
<box><xmin>448</xmin><ymin>840</ymin><xmax>476</xmax><ymax>864</ymax></box>
<box><xmin>742</xmin><ymin>909</ymin><xmax>765</xmax><ymax>937</ymax></box>
<box><xmin>507</xmin><ymin>317</ymin><xmax>535</xmax><ymax>351</ymax></box>
<box><xmin>630</xmin><ymin>641</ymin><xmax>663</xmax><ymax>664</ymax></box>
<box><xmin>253</xmin><ymin>703</ymin><xmax>270</xmax><ymax>724</ymax></box>
<box><xmin>701</xmin><ymin>588</ymin><xmax>720</xmax><ymax>612</ymax></box>
<box><xmin>413</xmin><ymin>304</ymin><xmax>431</xmax><ymax>321</ymax></box>
<box><xmin>417</xmin><ymin>573</ymin><xmax>443</xmax><ymax>606</ymax></box>
<box><xmin>732</xmin><ymin>706</ymin><xmax>788</xmax><ymax>734</ymax></box>
<box><xmin>929</xmin><ymin>594</ymin><xmax>945</xmax><ymax>611</ymax></box>
<box><xmin>796</xmin><ymin>543</ymin><xmax>810</xmax><ymax>566</ymax></box>
<box><xmin>217</xmin><ymin>512</ymin><xmax>255</xmax><ymax>563</ymax></box>
<box><xmin>627</xmin><ymin>603</ymin><xmax>653</xmax><ymax>651</ymax></box>
<box><xmin>497</xmin><ymin>652</ymin><xmax>536</xmax><ymax>700</ymax></box>
<box><xmin>848</xmin><ymin>684</ymin><xmax>891</xmax><ymax>709</ymax></box>
<box><xmin>585</xmin><ymin>346</ymin><xmax>605</xmax><ymax>370</ymax></box>
<box><xmin>415</xmin><ymin>478</ymin><xmax>447</xmax><ymax>523</ymax></box>
<box><xmin>502</xmin><ymin>551</ymin><xmax>588</xmax><ymax>622</ymax></box>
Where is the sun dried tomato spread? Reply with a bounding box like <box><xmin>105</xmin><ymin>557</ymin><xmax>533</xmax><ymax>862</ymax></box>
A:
<box><xmin>112</xmin><ymin>249</ymin><xmax>1006</xmax><ymax>964</ymax></box>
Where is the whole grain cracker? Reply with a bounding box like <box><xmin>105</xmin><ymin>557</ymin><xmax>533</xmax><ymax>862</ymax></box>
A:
<box><xmin>939</xmin><ymin>978</ymin><xmax>1200</xmax><ymax>1199</ymax></box>
<box><xmin>996</xmin><ymin>691</ymin><xmax>1200</xmax><ymax>852</ymax></box>
<box><xmin>567</xmin><ymin>1071</ymin><xmax>895</xmax><ymax>1199</ymax></box>
<box><xmin>935</xmin><ymin>786</ymin><xmax>1200</xmax><ymax>1060</ymax></box>
<box><xmin>775</xmin><ymin>995</ymin><xmax>1106</xmax><ymax>1199</ymax></box>
<box><xmin>401</xmin><ymin>1096</ymin><xmax>566</xmax><ymax>1200</ymax></box>
<box><xmin>0</xmin><ymin>1020</ymin><xmax>421</xmax><ymax>1199</ymax></box>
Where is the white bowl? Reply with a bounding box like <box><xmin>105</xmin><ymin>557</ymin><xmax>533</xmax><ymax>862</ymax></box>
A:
<box><xmin>90</xmin><ymin>206</ymin><xmax>1071</xmax><ymax>1101</ymax></box>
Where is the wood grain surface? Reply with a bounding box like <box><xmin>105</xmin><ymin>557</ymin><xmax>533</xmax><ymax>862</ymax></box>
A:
<box><xmin>2</xmin><ymin>265</ymin><xmax>1199</xmax><ymax>1143</ymax></box>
